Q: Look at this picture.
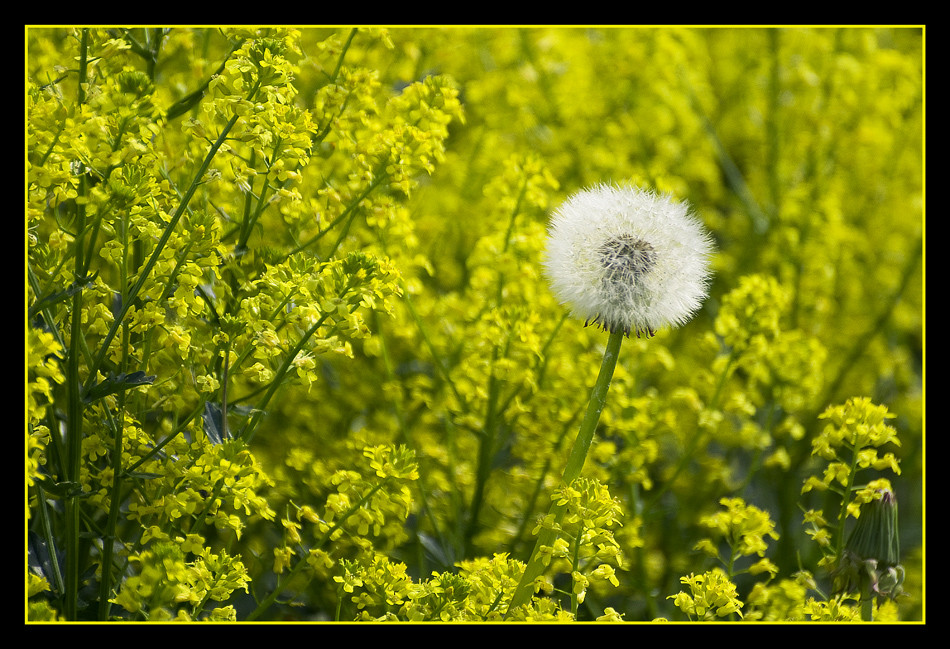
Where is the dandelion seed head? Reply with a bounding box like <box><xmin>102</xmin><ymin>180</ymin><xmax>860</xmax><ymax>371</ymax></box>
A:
<box><xmin>543</xmin><ymin>183</ymin><xmax>715</xmax><ymax>337</ymax></box>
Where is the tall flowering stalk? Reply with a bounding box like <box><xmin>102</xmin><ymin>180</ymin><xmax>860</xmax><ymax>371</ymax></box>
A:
<box><xmin>507</xmin><ymin>184</ymin><xmax>714</xmax><ymax>614</ymax></box>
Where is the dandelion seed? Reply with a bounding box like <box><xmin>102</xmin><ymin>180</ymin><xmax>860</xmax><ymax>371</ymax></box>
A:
<box><xmin>543</xmin><ymin>183</ymin><xmax>714</xmax><ymax>337</ymax></box>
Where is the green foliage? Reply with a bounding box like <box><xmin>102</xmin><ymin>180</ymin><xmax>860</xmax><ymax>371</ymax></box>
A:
<box><xmin>27</xmin><ymin>26</ymin><xmax>923</xmax><ymax>622</ymax></box>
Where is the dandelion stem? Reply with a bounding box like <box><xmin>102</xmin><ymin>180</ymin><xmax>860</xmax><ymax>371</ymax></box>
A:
<box><xmin>561</xmin><ymin>329</ymin><xmax>625</xmax><ymax>484</ymax></box>
<box><xmin>506</xmin><ymin>328</ymin><xmax>624</xmax><ymax>614</ymax></box>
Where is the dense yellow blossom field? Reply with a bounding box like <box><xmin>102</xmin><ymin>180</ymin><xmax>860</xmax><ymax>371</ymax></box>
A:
<box><xmin>26</xmin><ymin>26</ymin><xmax>923</xmax><ymax>622</ymax></box>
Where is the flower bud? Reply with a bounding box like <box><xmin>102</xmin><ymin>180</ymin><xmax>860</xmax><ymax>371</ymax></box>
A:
<box><xmin>833</xmin><ymin>488</ymin><xmax>904</xmax><ymax>602</ymax></box>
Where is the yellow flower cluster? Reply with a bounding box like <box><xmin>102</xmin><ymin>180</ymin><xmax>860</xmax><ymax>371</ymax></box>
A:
<box><xmin>668</xmin><ymin>569</ymin><xmax>744</xmax><ymax>620</ymax></box>
<box><xmin>109</xmin><ymin>540</ymin><xmax>249</xmax><ymax>620</ymax></box>
<box><xmin>800</xmin><ymin>397</ymin><xmax>903</xmax><ymax>585</ymax></box>
<box><xmin>803</xmin><ymin>398</ymin><xmax>901</xmax><ymax>504</ymax></box>
<box><xmin>696</xmin><ymin>497</ymin><xmax>780</xmax><ymax>579</ymax></box>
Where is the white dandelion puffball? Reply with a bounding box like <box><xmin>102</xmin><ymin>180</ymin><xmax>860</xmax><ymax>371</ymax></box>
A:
<box><xmin>543</xmin><ymin>183</ymin><xmax>714</xmax><ymax>338</ymax></box>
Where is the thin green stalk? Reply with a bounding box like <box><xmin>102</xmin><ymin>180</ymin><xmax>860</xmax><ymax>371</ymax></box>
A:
<box><xmin>62</xmin><ymin>67</ymin><xmax>256</xmax><ymax>618</ymax></box>
<box><xmin>328</xmin><ymin>28</ymin><xmax>357</xmax><ymax>84</ymax></box>
<box><xmin>765</xmin><ymin>28</ymin><xmax>782</xmax><ymax>222</ymax></box>
<box><xmin>125</xmin><ymin>402</ymin><xmax>204</xmax><ymax>474</ymax></box>
<box><xmin>462</xmin><ymin>176</ymin><xmax>527</xmax><ymax>550</ymax></box>
<box><xmin>686</xmin><ymin>79</ymin><xmax>769</xmax><ymax>237</ymax></box>
<box><xmin>96</xmin><ymin>400</ymin><xmax>127</xmax><ymax>620</ymax></box>
<box><xmin>506</xmin><ymin>328</ymin><xmax>625</xmax><ymax>614</ymax></box>
<box><xmin>833</xmin><ymin>441</ymin><xmax>864</xmax><ymax>561</ymax></box>
<box><xmin>284</xmin><ymin>170</ymin><xmax>388</xmax><ymax>259</ymax></box>
<box><xmin>334</xmin><ymin>584</ymin><xmax>345</xmax><ymax>622</ymax></box>
<box><xmin>239</xmin><ymin>310</ymin><xmax>331</xmax><ymax>444</ymax></box>
<box><xmin>235</xmin><ymin>149</ymin><xmax>274</xmax><ymax>254</ymax></box>
<box><xmin>569</xmin><ymin>523</ymin><xmax>584</xmax><ymax>618</ymax></box>
<box><xmin>34</xmin><ymin>485</ymin><xmax>65</xmax><ymax>596</ymax></box>
<box><xmin>98</xmin><ymin>232</ymin><xmax>135</xmax><ymax>619</ymax></box>
<box><xmin>220</xmin><ymin>336</ymin><xmax>231</xmax><ymax>440</ymax></box>
<box><xmin>463</xmin><ymin>176</ymin><xmax>532</xmax><ymax>554</ymax></box>
<box><xmin>63</xmin><ymin>29</ymin><xmax>90</xmax><ymax>621</ymax></box>
<box><xmin>398</xmin><ymin>281</ymin><xmax>464</xmax><ymax>406</ymax></box>
<box><xmin>164</xmin><ymin>41</ymin><xmax>242</xmax><ymax>121</ymax></box>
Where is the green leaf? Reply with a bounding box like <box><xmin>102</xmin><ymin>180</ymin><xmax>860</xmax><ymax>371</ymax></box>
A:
<box><xmin>82</xmin><ymin>371</ymin><xmax>155</xmax><ymax>403</ymax></box>
<box><xmin>35</xmin><ymin>478</ymin><xmax>84</xmax><ymax>498</ymax></box>
<box><xmin>28</xmin><ymin>273</ymin><xmax>98</xmax><ymax>320</ymax></box>
<box><xmin>203</xmin><ymin>401</ymin><xmax>226</xmax><ymax>445</ymax></box>
<box><xmin>124</xmin><ymin>471</ymin><xmax>164</xmax><ymax>481</ymax></box>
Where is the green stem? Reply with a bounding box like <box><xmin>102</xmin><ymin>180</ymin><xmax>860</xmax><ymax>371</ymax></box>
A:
<box><xmin>61</xmin><ymin>64</ymin><xmax>256</xmax><ymax>618</ymax></box>
<box><xmin>506</xmin><ymin>328</ymin><xmax>625</xmax><ymax>614</ymax></box>
<box><xmin>834</xmin><ymin>440</ymin><xmax>864</xmax><ymax>561</ymax></box>
<box><xmin>373</xmin><ymin>311</ymin><xmax>449</xmax><ymax>564</ymax></box>
<box><xmin>239</xmin><ymin>310</ymin><xmax>331</xmax><ymax>444</ymax></box>
<box><xmin>328</xmin><ymin>28</ymin><xmax>357</xmax><ymax>84</ymax></box>
<box><xmin>126</xmin><ymin>402</ymin><xmax>204</xmax><ymax>473</ymax></box>
<box><xmin>34</xmin><ymin>485</ymin><xmax>65</xmax><ymax>595</ymax></box>
<box><xmin>569</xmin><ymin>525</ymin><xmax>584</xmax><ymax>618</ymax></box>
<box><xmin>284</xmin><ymin>170</ymin><xmax>388</xmax><ymax>259</ymax></box>
<box><xmin>220</xmin><ymin>338</ymin><xmax>231</xmax><ymax>441</ymax></box>
<box><xmin>96</xmin><ymin>401</ymin><xmax>127</xmax><ymax>620</ymax></box>
<box><xmin>63</xmin><ymin>28</ymin><xmax>90</xmax><ymax>621</ymax></box>
<box><xmin>463</xmin><ymin>178</ymin><xmax>527</xmax><ymax>552</ymax></box>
